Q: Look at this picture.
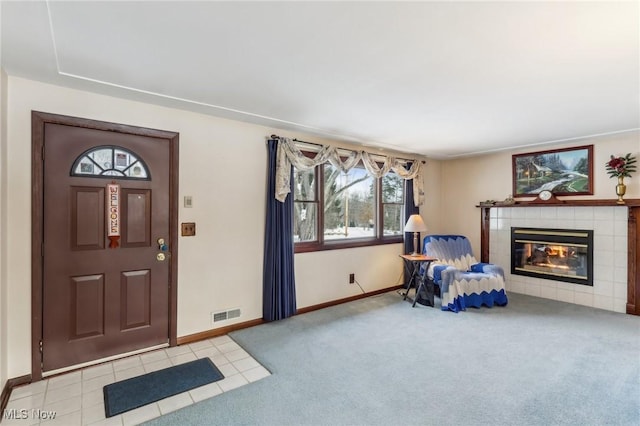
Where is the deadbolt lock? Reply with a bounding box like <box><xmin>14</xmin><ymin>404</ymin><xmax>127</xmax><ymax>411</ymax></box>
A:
<box><xmin>157</xmin><ymin>238</ymin><xmax>168</xmax><ymax>251</ymax></box>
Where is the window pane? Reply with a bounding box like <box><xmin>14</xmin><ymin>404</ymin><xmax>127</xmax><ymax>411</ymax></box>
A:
<box><xmin>293</xmin><ymin>168</ymin><xmax>315</xmax><ymax>201</ymax></box>
<box><xmin>294</xmin><ymin>202</ymin><xmax>317</xmax><ymax>242</ymax></box>
<box><xmin>89</xmin><ymin>148</ymin><xmax>113</xmax><ymax>170</ymax></box>
<box><xmin>323</xmin><ymin>164</ymin><xmax>375</xmax><ymax>240</ymax></box>
<box><xmin>382</xmin><ymin>173</ymin><xmax>404</xmax><ymax>203</ymax></box>
<box><xmin>383</xmin><ymin>204</ymin><xmax>404</xmax><ymax>236</ymax></box>
<box><xmin>72</xmin><ymin>146</ymin><xmax>149</xmax><ymax>179</ymax></box>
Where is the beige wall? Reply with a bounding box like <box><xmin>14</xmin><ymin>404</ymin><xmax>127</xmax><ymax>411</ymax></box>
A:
<box><xmin>2</xmin><ymin>76</ymin><xmax>431</xmax><ymax>380</ymax></box>
<box><xmin>439</xmin><ymin>131</ymin><xmax>640</xmax><ymax>255</ymax></box>
<box><xmin>0</xmin><ymin>68</ymin><xmax>8</xmax><ymax>389</ymax></box>
<box><xmin>421</xmin><ymin>157</ymin><xmax>443</xmax><ymax>235</ymax></box>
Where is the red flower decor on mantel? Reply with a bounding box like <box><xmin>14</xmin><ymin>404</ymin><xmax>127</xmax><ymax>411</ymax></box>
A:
<box><xmin>605</xmin><ymin>153</ymin><xmax>636</xmax><ymax>178</ymax></box>
<box><xmin>606</xmin><ymin>153</ymin><xmax>636</xmax><ymax>204</ymax></box>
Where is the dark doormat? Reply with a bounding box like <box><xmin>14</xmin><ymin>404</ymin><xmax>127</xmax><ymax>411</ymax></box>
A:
<box><xmin>103</xmin><ymin>357</ymin><xmax>224</xmax><ymax>417</ymax></box>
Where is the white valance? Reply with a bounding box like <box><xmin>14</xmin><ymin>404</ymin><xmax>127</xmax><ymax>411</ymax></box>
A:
<box><xmin>274</xmin><ymin>137</ymin><xmax>424</xmax><ymax>207</ymax></box>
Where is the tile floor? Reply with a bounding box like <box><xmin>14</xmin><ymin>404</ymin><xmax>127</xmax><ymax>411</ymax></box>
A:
<box><xmin>3</xmin><ymin>335</ymin><xmax>270</xmax><ymax>425</ymax></box>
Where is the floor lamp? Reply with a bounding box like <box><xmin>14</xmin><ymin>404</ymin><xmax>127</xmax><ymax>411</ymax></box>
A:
<box><xmin>404</xmin><ymin>214</ymin><xmax>427</xmax><ymax>255</ymax></box>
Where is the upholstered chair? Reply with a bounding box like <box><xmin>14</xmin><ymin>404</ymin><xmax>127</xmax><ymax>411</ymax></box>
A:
<box><xmin>422</xmin><ymin>235</ymin><xmax>508</xmax><ymax>312</ymax></box>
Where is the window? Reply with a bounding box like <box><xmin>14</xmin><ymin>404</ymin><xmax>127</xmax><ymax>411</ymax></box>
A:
<box><xmin>381</xmin><ymin>172</ymin><xmax>405</xmax><ymax>236</ymax></box>
<box><xmin>293</xmin><ymin>167</ymin><xmax>318</xmax><ymax>243</ymax></box>
<box><xmin>323</xmin><ymin>163</ymin><xmax>376</xmax><ymax>241</ymax></box>
<box><xmin>294</xmin><ymin>160</ymin><xmax>406</xmax><ymax>252</ymax></box>
<box><xmin>71</xmin><ymin>145</ymin><xmax>150</xmax><ymax>180</ymax></box>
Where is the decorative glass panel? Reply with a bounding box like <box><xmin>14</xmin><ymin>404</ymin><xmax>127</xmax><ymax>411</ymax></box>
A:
<box><xmin>71</xmin><ymin>146</ymin><xmax>150</xmax><ymax>180</ymax></box>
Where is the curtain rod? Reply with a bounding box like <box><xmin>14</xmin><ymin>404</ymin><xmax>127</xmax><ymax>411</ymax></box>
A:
<box><xmin>269</xmin><ymin>134</ymin><xmax>425</xmax><ymax>164</ymax></box>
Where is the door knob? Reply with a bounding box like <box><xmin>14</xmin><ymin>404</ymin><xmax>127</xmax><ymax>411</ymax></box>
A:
<box><xmin>156</xmin><ymin>253</ymin><xmax>166</xmax><ymax>261</ymax></box>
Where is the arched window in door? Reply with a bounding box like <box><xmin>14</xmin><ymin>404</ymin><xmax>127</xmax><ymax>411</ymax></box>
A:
<box><xmin>70</xmin><ymin>145</ymin><xmax>150</xmax><ymax>180</ymax></box>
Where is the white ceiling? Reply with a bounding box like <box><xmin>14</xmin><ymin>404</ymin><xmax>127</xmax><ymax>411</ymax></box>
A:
<box><xmin>1</xmin><ymin>1</ymin><xmax>638</xmax><ymax>158</ymax></box>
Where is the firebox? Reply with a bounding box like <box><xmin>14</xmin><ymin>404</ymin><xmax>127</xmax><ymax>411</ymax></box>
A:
<box><xmin>511</xmin><ymin>227</ymin><xmax>593</xmax><ymax>286</ymax></box>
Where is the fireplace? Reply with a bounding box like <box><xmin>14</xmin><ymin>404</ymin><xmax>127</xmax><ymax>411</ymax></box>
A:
<box><xmin>511</xmin><ymin>227</ymin><xmax>593</xmax><ymax>286</ymax></box>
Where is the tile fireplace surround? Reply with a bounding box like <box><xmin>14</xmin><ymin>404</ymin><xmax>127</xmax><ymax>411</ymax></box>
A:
<box><xmin>487</xmin><ymin>205</ymin><xmax>628</xmax><ymax>313</ymax></box>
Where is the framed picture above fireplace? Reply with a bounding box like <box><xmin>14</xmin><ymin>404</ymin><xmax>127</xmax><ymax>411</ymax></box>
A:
<box><xmin>512</xmin><ymin>145</ymin><xmax>593</xmax><ymax>197</ymax></box>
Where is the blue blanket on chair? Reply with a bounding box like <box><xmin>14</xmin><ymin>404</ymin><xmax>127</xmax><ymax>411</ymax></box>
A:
<box><xmin>439</xmin><ymin>267</ymin><xmax>508</xmax><ymax>312</ymax></box>
<box><xmin>423</xmin><ymin>235</ymin><xmax>508</xmax><ymax>312</ymax></box>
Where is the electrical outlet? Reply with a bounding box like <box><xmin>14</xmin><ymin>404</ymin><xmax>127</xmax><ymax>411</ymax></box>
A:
<box><xmin>181</xmin><ymin>222</ymin><xmax>196</xmax><ymax>236</ymax></box>
<box><xmin>349</xmin><ymin>273</ymin><xmax>355</xmax><ymax>284</ymax></box>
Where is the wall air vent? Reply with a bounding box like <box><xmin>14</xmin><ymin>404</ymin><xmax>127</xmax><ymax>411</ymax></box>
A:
<box><xmin>211</xmin><ymin>308</ymin><xmax>241</xmax><ymax>323</ymax></box>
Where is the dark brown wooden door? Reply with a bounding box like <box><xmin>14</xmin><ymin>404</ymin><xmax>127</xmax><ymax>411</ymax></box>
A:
<box><xmin>42</xmin><ymin>123</ymin><xmax>172</xmax><ymax>371</ymax></box>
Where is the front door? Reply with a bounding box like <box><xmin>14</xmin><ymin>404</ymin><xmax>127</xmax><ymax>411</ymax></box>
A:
<box><xmin>34</xmin><ymin>112</ymin><xmax>178</xmax><ymax>374</ymax></box>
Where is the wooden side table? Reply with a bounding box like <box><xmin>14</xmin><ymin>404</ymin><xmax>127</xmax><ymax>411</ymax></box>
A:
<box><xmin>399</xmin><ymin>254</ymin><xmax>438</xmax><ymax>307</ymax></box>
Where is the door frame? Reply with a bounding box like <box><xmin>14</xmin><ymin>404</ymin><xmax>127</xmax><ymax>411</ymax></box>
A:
<box><xmin>31</xmin><ymin>111</ymin><xmax>179</xmax><ymax>381</ymax></box>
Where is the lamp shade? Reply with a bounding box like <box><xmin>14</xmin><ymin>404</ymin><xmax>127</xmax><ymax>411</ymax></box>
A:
<box><xmin>404</xmin><ymin>214</ymin><xmax>427</xmax><ymax>233</ymax></box>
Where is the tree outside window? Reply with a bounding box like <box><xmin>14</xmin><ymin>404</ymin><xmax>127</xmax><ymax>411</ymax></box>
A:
<box><xmin>293</xmin><ymin>167</ymin><xmax>317</xmax><ymax>242</ymax></box>
<box><xmin>323</xmin><ymin>163</ymin><xmax>374</xmax><ymax>240</ymax></box>
<box><xmin>382</xmin><ymin>172</ymin><xmax>404</xmax><ymax>236</ymax></box>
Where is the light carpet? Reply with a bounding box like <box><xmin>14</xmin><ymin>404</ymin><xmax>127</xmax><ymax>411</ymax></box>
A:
<box><xmin>145</xmin><ymin>291</ymin><xmax>640</xmax><ymax>426</ymax></box>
